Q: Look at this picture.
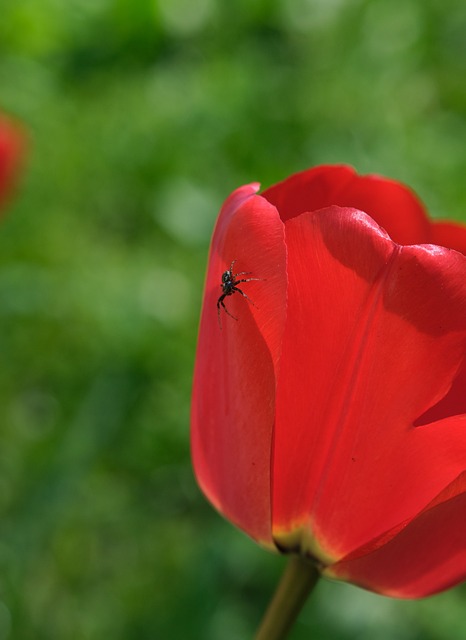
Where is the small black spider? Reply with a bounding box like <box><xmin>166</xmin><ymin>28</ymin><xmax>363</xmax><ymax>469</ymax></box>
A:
<box><xmin>217</xmin><ymin>260</ymin><xmax>261</xmax><ymax>327</ymax></box>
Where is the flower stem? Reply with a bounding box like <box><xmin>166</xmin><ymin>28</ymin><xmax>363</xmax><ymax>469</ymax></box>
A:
<box><xmin>255</xmin><ymin>556</ymin><xmax>319</xmax><ymax>640</ymax></box>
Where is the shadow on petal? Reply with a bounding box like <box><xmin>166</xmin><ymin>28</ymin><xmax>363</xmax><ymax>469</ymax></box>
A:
<box><xmin>414</xmin><ymin>360</ymin><xmax>466</xmax><ymax>426</ymax></box>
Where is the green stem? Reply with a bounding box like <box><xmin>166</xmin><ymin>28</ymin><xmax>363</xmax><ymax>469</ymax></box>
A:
<box><xmin>255</xmin><ymin>556</ymin><xmax>319</xmax><ymax>640</ymax></box>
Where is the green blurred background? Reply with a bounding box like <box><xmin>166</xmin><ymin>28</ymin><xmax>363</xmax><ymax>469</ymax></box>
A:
<box><xmin>0</xmin><ymin>0</ymin><xmax>465</xmax><ymax>638</ymax></box>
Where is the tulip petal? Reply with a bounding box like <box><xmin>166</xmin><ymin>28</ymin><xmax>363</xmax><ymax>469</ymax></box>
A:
<box><xmin>337</xmin><ymin>174</ymin><xmax>432</xmax><ymax>245</ymax></box>
<box><xmin>262</xmin><ymin>165</ymin><xmax>356</xmax><ymax>222</ymax></box>
<box><xmin>415</xmin><ymin>359</ymin><xmax>466</xmax><ymax>426</ymax></box>
<box><xmin>272</xmin><ymin>206</ymin><xmax>466</xmax><ymax>562</ymax></box>
<box><xmin>325</xmin><ymin>472</ymin><xmax>466</xmax><ymax>597</ymax></box>
<box><xmin>0</xmin><ymin>116</ymin><xmax>25</xmax><ymax>210</ymax></box>
<box><xmin>262</xmin><ymin>165</ymin><xmax>431</xmax><ymax>245</ymax></box>
<box><xmin>432</xmin><ymin>221</ymin><xmax>466</xmax><ymax>256</ymax></box>
<box><xmin>191</xmin><ymin>187</ymin><xmax>287</xmax><ymax>547</ymax></box>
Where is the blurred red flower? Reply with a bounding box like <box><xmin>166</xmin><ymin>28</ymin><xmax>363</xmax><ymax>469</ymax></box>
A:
<box><xmin>0</xmin><ymin>113</ymin><xmax>25</xmax><ymax>212</ymax></box>
<box><xmin>191</xmin><ymin>165</ymin><xmax>466</xmax><ymax>598</ymax></box>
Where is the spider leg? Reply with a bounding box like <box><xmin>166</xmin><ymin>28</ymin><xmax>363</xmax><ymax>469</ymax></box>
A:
<box><xmin>232</xmin><ymin>286</ymin><xmax>258</xmax><ymax>308</ymax></box>
<box><xmin>233</xmin><ymin>271</ymin><xmax>252</xmax><ymax>278</ymax></box>
<box><xmin>217</xmin><ymin>294</ymin><xmax>238</xmax><ymax>328</ymax></box>
<box><xmin>233</xmin><ymin>277</ymin><xmax>262</xmax><ymax>285</ymax></box>
<box><xmin>221</xmin><ymin>299</ymin><xmax>238</xmax><ymax>320</ymax></box>
<box><xmin>217</xmin><ymin>295</ymin><xmax>224</xmax><ymax>328</ymax></box>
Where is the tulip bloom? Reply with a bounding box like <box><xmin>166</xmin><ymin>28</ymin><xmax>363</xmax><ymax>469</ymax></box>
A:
<box><xmin>0</xmin><ymin>114</ymin><xmax>25</xmax><ymax>211</ymax></box>
<box><xmin>191</xmin><ymin>165</ymin><xmax>466</xmax><ymax>599</ymax></box>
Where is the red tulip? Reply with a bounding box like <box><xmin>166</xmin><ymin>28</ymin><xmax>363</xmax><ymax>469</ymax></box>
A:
<box><xmin>0</xmin><ymin>114</ymin><xmax>25</xmax><ymax>212</ymax></box>
<box><xmin>191</xmin><ymin>165</ymin><xmax>466</xmax><ymax>599</ymax></box>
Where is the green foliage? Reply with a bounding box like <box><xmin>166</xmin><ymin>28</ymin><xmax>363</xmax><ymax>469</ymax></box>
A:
<box><xmin>0</xmin><ymin>0</ymin><xmax>465</xmax><ymax>637</ymax></box>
